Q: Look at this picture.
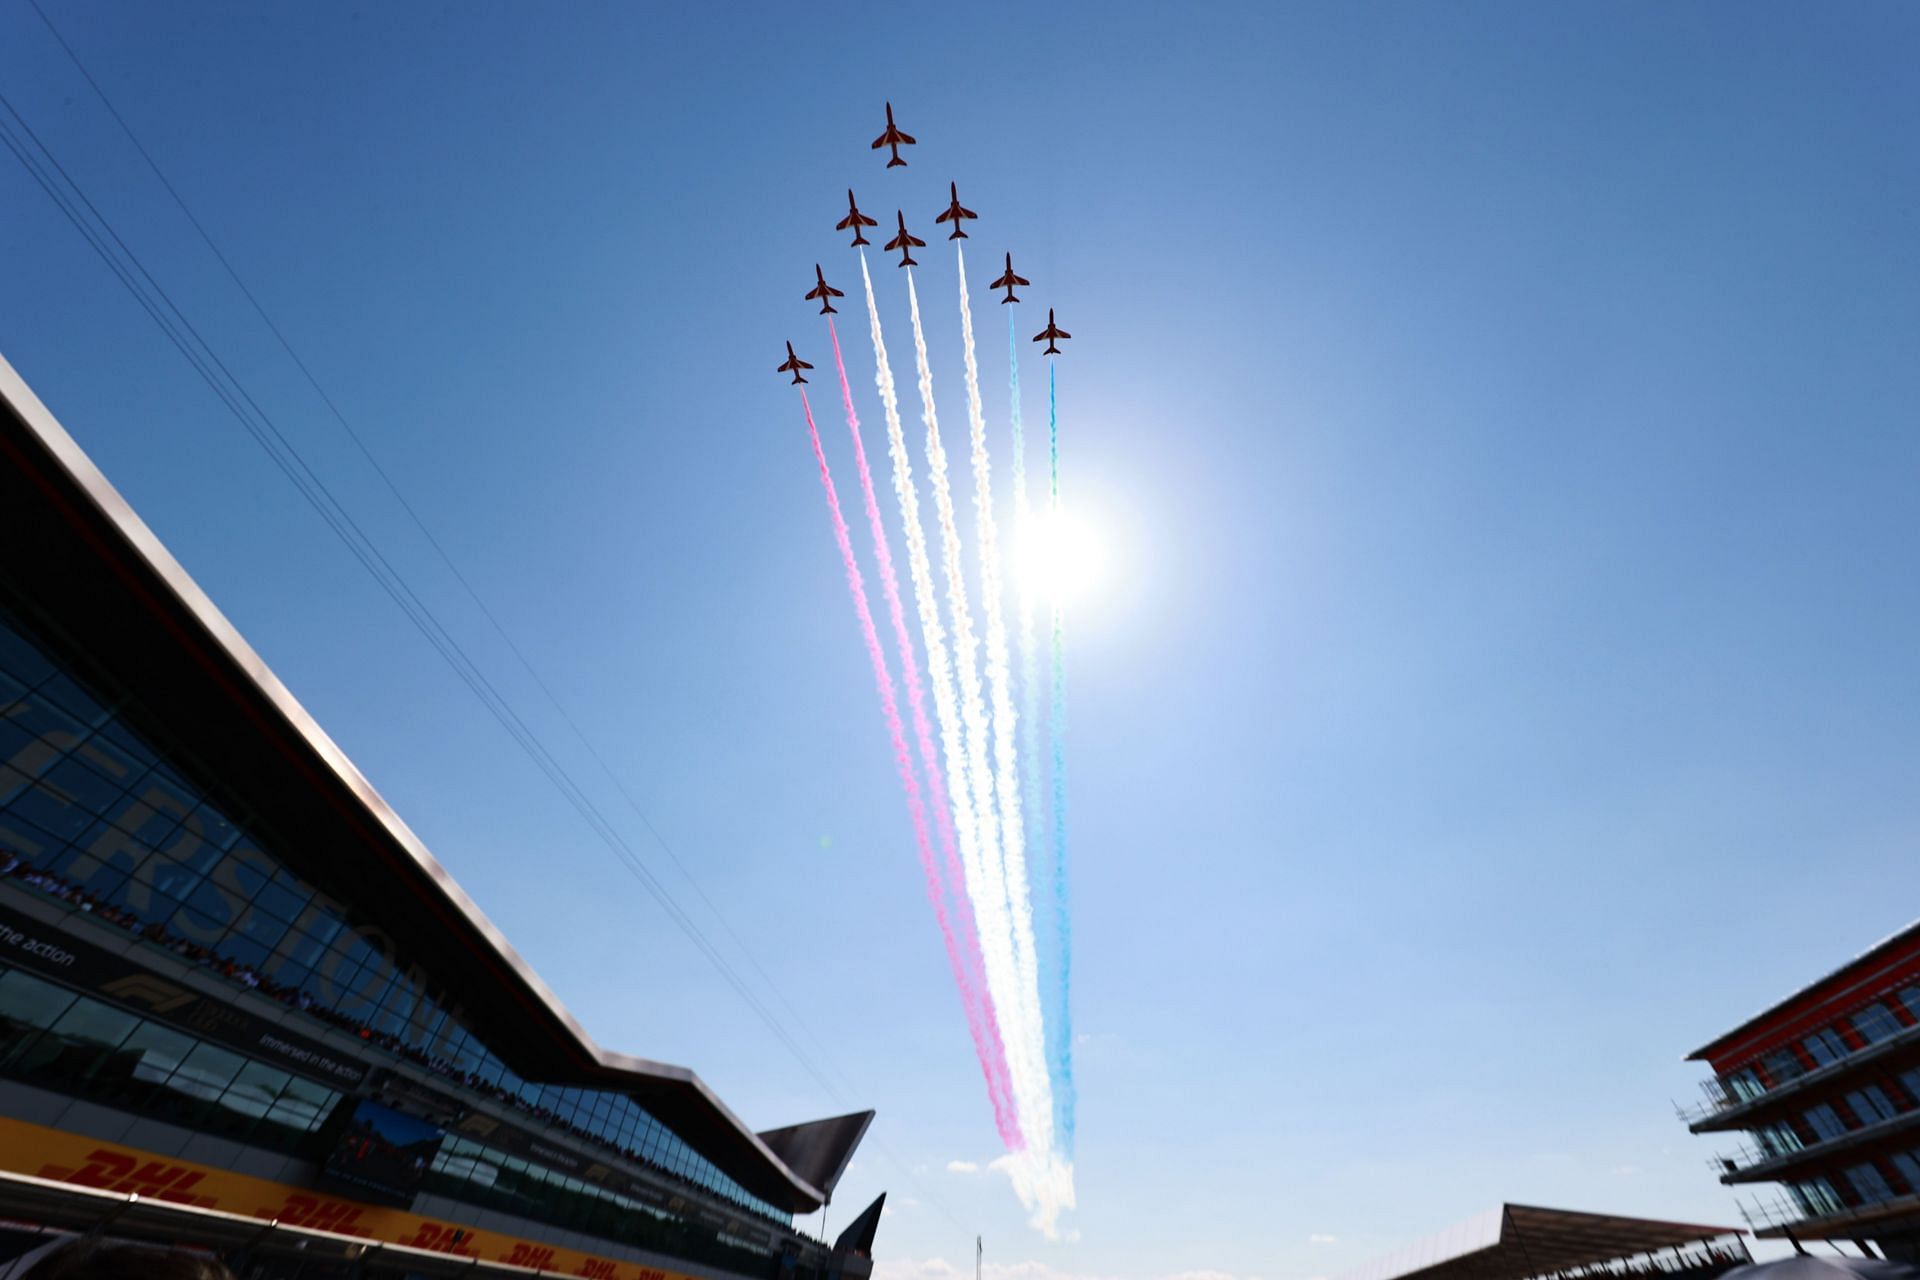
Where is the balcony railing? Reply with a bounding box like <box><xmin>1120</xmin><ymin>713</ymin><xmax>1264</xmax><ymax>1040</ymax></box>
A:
<box><xmin>1679</xmin><ymin>1018</ymin><xmax>1920</xmax><ymax>1127</ymax></box>
<box><xmin>1736</xmin><ymin>1191</ymin><xmax>1818</xmax><ymax>1232</ymax></box>
<box><xmin>1736</xmin><ymin>1185</ymin><xmax>1920</xmax><ymax>1235</ymax></box>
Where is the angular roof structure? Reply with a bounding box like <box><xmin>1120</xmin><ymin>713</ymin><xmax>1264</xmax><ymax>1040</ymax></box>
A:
<box><xmin>1686</xmin><ymin>919</ymin><xmax>1920</xmax><ymax>1066</ymax></box>
<box><xmin>1336</xmin><ymin>1205</ymin><xmax>1744</xmax><ymax>1280</ymax></box>
<box><xmin>0</xmin><ymin>352</ymin><xmax>859</xmax><ymax>1215</ymax></box>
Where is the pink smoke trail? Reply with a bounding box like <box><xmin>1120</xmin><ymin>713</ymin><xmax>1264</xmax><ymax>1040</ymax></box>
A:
<box><xmin>800</xmin><ymin>386</ymin><xmax>1023</xmax><ymax>1148</ymax></box>
<box><xmin>828</xmin><ymin>321</ymin><xmax>1021</xmax><ymax>1146</ymax></box>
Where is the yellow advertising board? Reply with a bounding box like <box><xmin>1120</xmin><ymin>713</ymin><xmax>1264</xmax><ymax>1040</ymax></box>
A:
<box><xmin>0</xmin><ymin>1116</ymin><xmax>713</xmax><ymax>1280</ymax></box>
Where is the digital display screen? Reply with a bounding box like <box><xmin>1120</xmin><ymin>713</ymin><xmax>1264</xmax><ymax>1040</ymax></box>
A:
<box><xmin>319</xmin><ymin>1098</ymin><xmax>445</xmax><ymax>1207</ymax></box>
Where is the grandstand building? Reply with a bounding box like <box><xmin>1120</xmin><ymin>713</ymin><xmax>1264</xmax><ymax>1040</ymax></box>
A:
<box><xmin>1334</xmin><ymin>1204</ymin><xmax>1747</xmax><ymax>1280</ymax></box>
<box><xmin>0</xmin><ymin>353</ymin><xmax>882</xmax><ymax>1279</ymax></box>
<box><xmin>1683</xmin><ymin>918</ymin><xmax>1920</xmax><ymax>1260</ymax></box>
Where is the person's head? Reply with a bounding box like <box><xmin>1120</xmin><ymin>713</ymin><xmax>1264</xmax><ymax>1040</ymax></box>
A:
<box><xmin>20</xmin><ymin>1239</ymin><xmax>235</xmax><ymax>1280</ymax></box>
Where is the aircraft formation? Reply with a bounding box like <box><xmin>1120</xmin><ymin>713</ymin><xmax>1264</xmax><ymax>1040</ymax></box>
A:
<box><xmin>777</xmin><ymin>102</ymin><xmax>1070</xmax><ymax>382</ymax></box>
<box><xmin>773</xmin><ymin>101</ymin><xmax>1081</xmax><ymax>1236</ymax></box>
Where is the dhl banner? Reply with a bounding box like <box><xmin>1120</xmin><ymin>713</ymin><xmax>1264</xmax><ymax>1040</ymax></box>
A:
<box><xmin>0</xmin><ymin>1116</ymin><xmax>713</xmax><ymax>1280</ymax></box>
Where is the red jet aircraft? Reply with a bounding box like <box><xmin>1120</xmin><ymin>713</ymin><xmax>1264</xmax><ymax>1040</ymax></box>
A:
<box><xmin>871</xmin><ymin>102</ymin><xmax>915</xmax><ymax>168</ymax></box>
<box><xmin>777</xmin><ymin>341</ymin><xmax>812</xmax><ymax>385</ymax></box>
<box><xmin>990</xmin><ymin>253</ymin><xmax>1030</xmax><ymax>304</ymax></box>
<box><xmin>804</xmin><ymin>264</ymin><xmax>844</xmax><ymax>315</ymax></box>
<box><xmin>935</xmin><ymin>182</ymin><xmax>978</xmax><ymax>239</ymax></box>
<box><xmin>885</xmin><ymin>211</ymin><xmax>925</xmax><ymax>269</ymax></box>
<box><xmin>837</xmin><ymin>190</ymin><xmax>879</xmax><ymax>246</ymax></box>
<box><xmin>1032</xmin><ymin>309</ymin><xmax>1071</xmax><ymax>356</ymax></box>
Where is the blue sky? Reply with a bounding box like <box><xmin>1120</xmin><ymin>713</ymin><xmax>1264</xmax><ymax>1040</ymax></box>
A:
<box><xmin>4</xmin><ymin>2</ymin><xmax>1920</xmax><ymax>1278</ymax></box>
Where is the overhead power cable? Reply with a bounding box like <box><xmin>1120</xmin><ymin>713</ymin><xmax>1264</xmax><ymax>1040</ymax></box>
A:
<box><xmin>1</xmin><ymin>39</ymin><xmax>976</xmax><ymax>1241</ymax></box>
<box><xmin>0</xmin><ymin>89</ymin><xmax>849</xmax><ymax>1119</ymax></box>
<box><xmin>23</xmin><ymin>0</ymin><xmax>866</xmax><ymax>1111</ymax></box>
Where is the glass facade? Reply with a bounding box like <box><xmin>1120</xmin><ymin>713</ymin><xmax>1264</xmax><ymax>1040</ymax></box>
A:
<box><xmin>424</xmin><ymin>1136</ymin><xmax>778</xmax><ymax>1277</ymax></box>
<box><xmin>1726</xmin><ymin>1068</ymin><xmax>1765</xmax><ymax>1103</ymax></box>
<box><xmin>0</xmin><ymin>962</ymin><xmax>341</xmax><ymax>1145</ymax></box>
<box><xmin>1845</xmin><ymin>1162</ymin><xmax>1895</xmax><ymax>1205</ymax></box>
<box><xmin>1851</xmin><ymin>1002</ymin><xmax>1901</xmax><ymax>1046</ymax></box>
<box><xmin>1760</xmin><ymin>1049</ymin><xmax>1805</xmax><ymax>1087</ymax></box>
<box><xmin>1792</xmin><ymin>1176</ymin><xmax>1844</xmax><ymax>1217</ymax></box>
<box><xmin>0</xmin><ymin>600</ymin><xmax>789</xmax><ymax>1223</ymax></box>
<box><xmin>1804</xmin><ymin>1028</ymin><xmax>1849</xmax><ymax>1068</ymax></box>
<box><xmin>1846</xmin><ymin>1086</ymin><xmax>1899</xmax><ymax>1125</ymax></box>
<box><xmin>1804</xmin><ymin>1103</ymin><xmax>1848</xmax><ymax>1143</ymax></box>
<box><xmin>1753</xmin><ymin>1120</ymin><xmax>1805</xmax><ymax>1159</ymax></box>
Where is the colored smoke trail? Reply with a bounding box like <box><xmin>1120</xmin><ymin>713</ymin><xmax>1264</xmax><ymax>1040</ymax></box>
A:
<box><xmin>826</xmin><ymin>315</ymin><xmax>1019</xmax><ymax>1146</ymax></box>
<box><xmin>1010</xmin><ymin>311</ymin><xmax>1069</xmax><ymax>1157</ymax></box>
<box><xmin>1009</xmin><ymin>311</ymin><xmax>1045</xmax><ymax>903</ymax></box>
<box><xmin>904</xmin><ymin>267</ymin><xmax>1053</xmax><ymax>1164</ymax></box>
<box><xmin>1047</xmin><ymin>358</ymin><xmax>1076</xmax><ymax>1156</ymax></box>
<box><xmin>954</xmin><ymin>243</ymin><xmax>1048</xmax><ymax>1152</ymax></box>
<box><xmin>859</xmin><ymin>252</ymin><xmax>1025</xmax><ymax>1149</ymax></box>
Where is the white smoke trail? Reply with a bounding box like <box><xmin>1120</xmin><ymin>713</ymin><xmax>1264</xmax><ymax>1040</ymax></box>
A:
<box><xmin>861</xmin><ymin>253</ymin><xmax>1030</xmax><ymax>1145</ymax></box>
<box><xmin>954</xmin><ymin>243</ymin><xmax>1048</xmax><ymax>1131</ymax></box>
<box><xmin>903</xmin><ymin>268</ymin><xmax>1053</xmax><ymax>1160</ymax></box>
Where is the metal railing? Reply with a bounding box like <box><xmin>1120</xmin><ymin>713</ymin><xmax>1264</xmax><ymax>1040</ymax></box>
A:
<box><xmin>1735</xmin><ymin>1191</ymin><xmax>1816</xmax><ymax>1232</ymax></box>
<box><xmin>1529</xmin><ymin>1235</ymin><xmax>1751</xmax><ymax>1280</ymax></box>
<box><xmin>1679</xmin><ymin>1017</ymin><xmax>1920</xmax><ymax>1126</ymax></box>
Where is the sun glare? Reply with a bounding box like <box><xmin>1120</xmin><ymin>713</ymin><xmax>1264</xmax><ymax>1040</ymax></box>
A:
<box><xmin>1018</xmin><ymin>505</ymin><xmax>1106</xmax><ymax>606</ymax></box>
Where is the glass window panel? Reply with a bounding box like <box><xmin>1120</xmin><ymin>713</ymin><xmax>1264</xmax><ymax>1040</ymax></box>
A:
<box><xmin>0</xmin><ymin>763</ymin><xmax>31</xmax><ymax>807</ymax></box>
<box><xmin>1847</xmin><ymin>1163</ymin><xmax>1895</xmax><ymax>1204</ymax></box>
<box><xmin>42</xmin><ymin>755</ymin><xmax>131</xmax><ymax>816</ymax></box>
<box><xmin>0</xmin><ymin>668</ymin><xmax>28</xmax><ymax>714</ymax></box>
<box><xmin>218</xmin><ymin>935</ymin><xmax>271</xmax><ymax>973</ymax></box>
<box><xmin>0</xmin><ymin>621</ymin><xmax>59</xmax><ymax>686</ymax></box>
<box><xmin>47</xmin><ymin>997</ymin><xmax>139</xmax><ymax>1051</ymax></box>
<box><xmin>167</xmin><ymin>1041</ymin><xmax>245</xmax><ymax>1100</ymax></box>
<box><xmin>211</xmin><ymin>852</ymin><xmax>270</xmax><ymax>901</ymax></box>
<box><xmin>1804</xmin><ymin>1028</ymin><xmax>1849</xmax><ymax>1067</ymax></box>
<box><xmin>220</xmin><ymin>1061</ymin><xmax>292</xmax><ymax>1120</ymax></box>
<box><xmin>252</xmin><ymin>879</ymin><xmax>308</xmax><ymax>924</ymax></box>
<box><xmin>265</xmin><ymin>1078</ymin><xmax>336</xmax><ymax>1132</ymax></box>
<box><xmin>5</xmin><ymin>693</ymin><xmax>85</xmax><ymax>752</ymax></box>
<box><xmin>91</xmin><ymin>717</ymin><xmax>157</xmax><ymax>772</ymax></box>
<box><xmin>34</xmin><ymin>673</ymin><xmax>110</xmax><ymax>727</ymax></box>
<box><xmin>155</xmin><ymin>817</ymin><xmax>225</xmax><ymax>879</ymax></box>
<box><xmin>0</xmin><ymin>717</ymin><xmax>39</xmax><ymax>771</ymax></box>
<box><xmin>1795</xmin><ymin>1177</ymin><xmax>1844</xmax><ymax>1217</ymax></box>
<box><xmin>195</xmin><ymin>811</ymin><xmax>243</xmax><ymax>856</ymax></box>
<box><xmin>128</xmin><ymin>773</ymin><xmax>203</xmax><ymax>837</ymax></box>
<box><xmin>1847</xmin><ymin>1086</ymin><xmax>1899</xmax><ymax>1124</ymax></box>
<box><xmin>102</xmin><ymin>791</ymin><xmax>182</xmax><ymax>846</ymax></box>
<box><xmin>9</xmin><ymin>780</ymin><xmax>99</xmax><ymax>843</ymax></box>
<box><xmin>1761</xmin><ymin>1122</ymin><xmax>1805</xmax><ymax>1156</ymax></box>
<box><xmin>1852</xmin><ymin>1003</ymin><xmax>1901</xmax><ymax>1045</ymax></box>
<box><xmin>32</xmin><ymin>998</ymin><xmax>138</xmax><ymax>1083</ymax></box>
<box><xmin>169</xmin><ymin>904</ymin><xmax>229</xmax><ymax>950</ymax></box>
<box><xmin>179</xmin><ymin>879</ymin><xmax>241</xmax><ymax>938</ymax></box>
<box><xmin>1894</xmin><ymin>1153</ymin><xmax>1920</xmax><ymax>1194</ymax></box>
<box><xmin>69</xmin><ymin>733</ymin><xmax>145</xmax><ymax>792</ymax></box>
<box><xmin>57</xmin><ymin>845</ymin><xmax>134</xmax><ymax>903</ymax></box>
<box><xmin>230</xmin><ymin>905</ymin><xmax>290</xmax><ymax>951</ymax></box>
<box><xmin>0</xmin><ymin>968</ymin><xmax>79</xmax><ymax>1030</ymax></box>
<box><xmin>119</xmin><ymin>1021</ymin><xmax>194</xmax><ymax>1084</ymax></box>
<box><xmin>1899</xmin><ymin>987</ymin><xmax>1920</xmax><ymax>1023</ymax></box>
<box><xmin>1806</xmin><ymin>1104</ymin><xmax>1849</xmax><ymax>1141</ymax></box>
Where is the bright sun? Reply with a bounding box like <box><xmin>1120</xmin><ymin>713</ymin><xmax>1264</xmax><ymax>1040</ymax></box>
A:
<box><xmin>1016</xmin><ymin>505</ymin><xmax>1106</xmax><ymax>607</ymax></box>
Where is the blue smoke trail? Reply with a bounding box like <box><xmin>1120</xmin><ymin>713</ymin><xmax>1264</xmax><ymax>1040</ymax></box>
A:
<box><xmin>1009</xmin><ymin>311</ymin><xmax>1060</xmax><ymax>1152</ymax></box>
<box><xmin>1048</xmin><ymin>357</ymin><xmax>1076</xmax><ymax>1156</ymax></box>
<box><xmin>1009</xmin><ymin>311</ymin><xmax>1047</xmax><ymax>974</ymax></box>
